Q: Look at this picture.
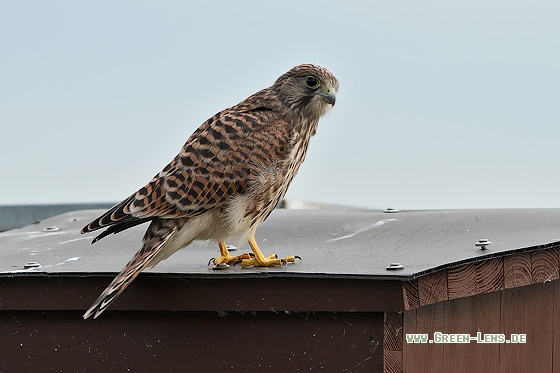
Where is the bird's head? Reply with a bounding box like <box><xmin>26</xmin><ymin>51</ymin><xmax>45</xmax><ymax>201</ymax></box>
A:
<box><xmin>273</xmin><ymin>64</ymin><xmax>339</xmax><ymax>121</ymax></box>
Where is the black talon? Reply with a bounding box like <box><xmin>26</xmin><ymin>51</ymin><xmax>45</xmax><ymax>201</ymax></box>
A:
<box><xmin>295</xmin><ymin>256</ymin><xmax>302</xmax><ymax>261</ymax></box>
<box><xmin>208</xmin><ymin>258</ymin><xmax>216</xmax><ymax>266</ymax></box>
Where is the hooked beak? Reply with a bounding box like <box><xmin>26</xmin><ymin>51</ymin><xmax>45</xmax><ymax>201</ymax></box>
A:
<box><xmin>319</xmin><ymin>89</ymin><xmax>336</xmax><ymax>106</ymax></box>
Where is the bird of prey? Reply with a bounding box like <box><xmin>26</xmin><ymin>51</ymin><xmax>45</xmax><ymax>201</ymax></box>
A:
<box><xmin>81</xmin><ymin>64</ymin><xmax>338</xmax><ymax>319</ymax></box>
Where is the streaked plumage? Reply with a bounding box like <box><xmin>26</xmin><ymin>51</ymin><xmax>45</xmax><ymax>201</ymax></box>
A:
<box><xmin>81</xmin><ymin>64</ymin><xmax>338</xmax><ymax>319</ymax></box>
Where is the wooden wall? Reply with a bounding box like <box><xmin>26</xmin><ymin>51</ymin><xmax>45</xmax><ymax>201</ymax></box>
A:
<box><xmin>385</xmin><ymin>279</ymin><xmax>559</xmax><ymax>372</ymax></box>
<box><xmin>0</xmin><ymin>275</ymin><xmax>395</xmax><ymax>372</ymax></box>
<box><xmin>0</xmin><ymin>310</ymin><xmax>385</xmax><ymax>371</ymax></box>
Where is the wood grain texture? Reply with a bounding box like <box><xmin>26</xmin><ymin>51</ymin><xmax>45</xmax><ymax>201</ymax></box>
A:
<box><xmin>403</xmin><ymin>302</ymin><xmax>445</xmax><ymax>372</ymax></box>
<box><xmin>447</xmin><ymin>258</ymin><xmax>504</xmax><ymax>299</ymax></box>
<box><xmin>475</xmin><ymin>257</ymin><xmax>504</xmax><ymax>294</ymax></box>
<box><xmin>384</xmin><ymin>312</ymin><xmax>403</xmax><ymax>351</ymax></box>
<box><xmin>504</xmin><ymin>252</ymin><xmax>532</xmax><ymax>289</ymax></box>
<box><xmin>471</xmin><ymin>291</ymin><xmax>502</xmax><ymax>371</ymax></box>
<box><xmin>418</xmin><ymin>271</ymin><xmax>448</xmax><ymax>307</ymax></box>
<box><xmin>403</xmin><ymin>308</ymin><xmax>416</xmax><ymax>333</ymax></box>
<box><xmin>383</xmin><ymin>351</ymin><xmax>402</xmax><ymax>373</ymax></box>
<box><xmin>441</xmin><ymin>296</ymin><xmax>475</xmax><ymax>370</ymax></box>
<box><xmin>416</xmin><ymin>250</ymin><xmax>560</xmax><ymax>307</ymax></box>
<box><xmin>531</xmin><ymin>248</ymin><xmax>559</xmax><ymax>283</ymax></box>
<box><xmin>499</xmin><ymin>282</ymin><xmax>554</xmax><ymax>372</ymax></box>
<box><xmin>383</xmin><ymin>313</ymin><xmax>403</xmax><ymax>373</ymax></box>
<box><xmin>403</xmin><ymin>280</ymin><xmax>557</xmax><ymax>372</ymax></box>
<box><xmin>447</xmin><ymin>262</ymin><xmax>478</xmax><ymax>299</ymax></box>
<box><xmin>554</xmin><ymin>281</ymin><xmax>560</xmax><ymax>372</ymax></box>
<box><xmin>402</xmin><ymin>280</ymin><xmax>419</xmax><ymax>311</ymax></box>
<box><xmin>442</xmin><ymin>291</ymin><xmax>501</xmax><ymax>371</ymax></box>
<box><xmin>401</xmin><ymin>308</ymin><xmax>418</xmax><ymax>373</ymax></box>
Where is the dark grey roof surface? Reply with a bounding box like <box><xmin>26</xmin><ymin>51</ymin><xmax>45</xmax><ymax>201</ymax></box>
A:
<box><xmin>0</xmin><ymin>203</ymin><xmax>115</xmax><ymax>232</ymax></box>
<box><xmin>1</xmin><ymin>209</ymin><xmax>559</xmax><ymax>279</ymax></box>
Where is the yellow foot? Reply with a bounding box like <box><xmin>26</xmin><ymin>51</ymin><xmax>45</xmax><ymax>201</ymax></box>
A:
<box><xmin>210</xmin><ymin>241</ymin><xmax>252</xmax><ymax>269</ymax></box>
<box><xmin>240</xmin><ymin>236</ymin><xmax>300</xmax><ymax>268</ymax></box>
<box><xmin>240</xmin><ymin>254</ymin><xmax>299</xmax><ymax>267</ymax></box>
<box><xmin>211</xmin><ymin>238</ymin><xmax>301</xmax><ymax>269</ymax></box>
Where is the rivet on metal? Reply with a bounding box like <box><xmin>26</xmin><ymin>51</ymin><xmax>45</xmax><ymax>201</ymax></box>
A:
<box><xmin>383</xmin><ymin>208</ymin><xmax>400</xmax><ymax>213</ymax></box>
<box><xmin>23</xmin><ymin>262</ymin><xmax>41</xmax><ymax>269</ymax></box>
<box><xmin>475</xmin><ymin>239</ymin><xmax>492</xmax><ymax>250</ymax></box>
<box><xmin>386</xmin><ymin>263</ymin><xmax>404</xmax><ymax>270</ymax></box>
<box><xmin>42</xmin><ymin>226</ymin><xmax>61</xmax><ymax>232</ymax></box>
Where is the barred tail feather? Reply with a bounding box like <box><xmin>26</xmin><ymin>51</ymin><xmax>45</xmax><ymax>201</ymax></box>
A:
<box><xmin>81</xmin><ymin>195</ymin><xmax>136</xmax><ymax>234</ymax></box>
<box><xmin>83</xmin><ymin>219</ymin><xmax>177</xmax><ymax>319</ymax></box>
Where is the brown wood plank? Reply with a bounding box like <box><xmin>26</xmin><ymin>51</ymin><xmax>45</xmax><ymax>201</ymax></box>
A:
<box><xmin>383</xmin><ymin>312</ymin><xmax>404</xmax><ymax>373</ymax></box>
<box><xmin>403</xmin><ymin>302</ymin><xmax>445</xmax><ymax>372</ymax></box>
<box><xmin>475</xmin><ymin>257</ymin><xmax>504</xmax><ymax>294</ymax></box>
<box><xmin>417</xmin><ymin>271</ymin><xmax>448</xmax><ymax>307</ymax></box>
<box><xmin>0</xmin><ymin>310</ymin><xmax>385</xmax><ymax>372</ymax></box>
<box><xmin>383</xmin><ymin>351</ymin><xmax>402</xmax><ymax>373</ymax></box>
<box><xmin>473</xmin><ymin>291</ymin><xmax>502</xmax><ymax>371</ymax></box>
<box><xmin>402</xmin><ymin>308</ymin><xmax>417</xmax><ymax>334</ymax></box>
<box><xmin>504</xmin><ymin>252</ymin><xmax>532</xmax><ymax>289</ymax></box>
<box><xmin>441</xmin><ymin>295</ymin><xmax>476</xmax><ymax>370</ymax></box>
<box><xmin>447</xmin><ymin>262</ymin><xmax>478</xmax><ymax>299</ymax></box>
<box><xmin>401</xmin><ymin>307</ymin><xmax>417</xmax><ymax>371</ymax></box>
<box><xmin>384</xmin><ymin>312</ymin><xmax>403</xmax><ymax>351</ymax></box>
<box><xmin>499</xmin><ymin>285</ymin><xmax>525</xmax><ymax>371</ymax></box>
<box><xmin>554</xmin><ymin>281</ymin><xmax>560</xmax><ymax>372</ymax></box>
<box><xmin>383</xmin><ymin>312</ymin><xmax>403</xmax><ymax>372</ymax></box>
<box><xmin>499</xmin><ymin>282</ymin><xmax>554</xmax><ymax>372</ymax></box>
<box><xmin>405</xmin><ymin>277</ymin><xmax>559</xmax><ymax>372</ymax></box>
<box><xmin>402</xmin><ymin>280</ymin><xmax>419</xmax><ymax>310</ymax></box>
<box><xmin>442</xmin><ymin>291</ymin><xmax>502</xmax><ymax>371</ymax></box>
<box><xmin>448</xmin><ymin>258</ymin><xmax>504</xmax><ymax>300</ymax></box>
<box><xmin>531</xmin><ymin>248</ymin><xmax>559</xmax><ymax>283</ymax></box>
<box><xmin>0</xmin><ymin>276</ymin><xmax>403</xmax><ymax>313</ymax></box>
<box><xmin>524</xmin><ymin>283</ymin><xmax>553</xmax><ymax>371</ymax></box>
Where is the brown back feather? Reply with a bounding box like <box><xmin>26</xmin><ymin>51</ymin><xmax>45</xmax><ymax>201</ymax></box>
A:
<box><xmin>81</xmin><ymin>88</ymin><xmax>292</xmax><ymax>239</ymax></box>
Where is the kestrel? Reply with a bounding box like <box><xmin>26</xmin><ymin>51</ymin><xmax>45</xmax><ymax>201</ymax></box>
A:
<box><xmin>81</xmin><ymin>64</ymin><xmax>338</xmax><ymax>319</ymax></box>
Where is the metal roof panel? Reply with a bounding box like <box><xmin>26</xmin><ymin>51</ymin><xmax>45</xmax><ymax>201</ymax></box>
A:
<box><xmin>1</xmin><ymin>209</ymin><xmax>559</xmax><ymax>279</ymax></box>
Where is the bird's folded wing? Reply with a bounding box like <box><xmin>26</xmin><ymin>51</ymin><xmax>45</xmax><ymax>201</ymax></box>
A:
<box><xmin>81</xmin><ymin>106</ymin><xmax>291</xmax><ymax>234</ymax></box>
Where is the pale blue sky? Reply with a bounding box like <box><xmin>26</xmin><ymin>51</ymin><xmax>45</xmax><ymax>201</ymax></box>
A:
<box><xmin>1</xmin><ymin>0</ymin><xmax>558</xmax><ymax>209</ymax></box>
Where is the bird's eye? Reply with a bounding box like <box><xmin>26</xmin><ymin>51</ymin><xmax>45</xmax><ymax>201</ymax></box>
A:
<box><xmin>305</xmin><ymin>76</ymin><xmax>321</xmax><ymax>89</ymax></box>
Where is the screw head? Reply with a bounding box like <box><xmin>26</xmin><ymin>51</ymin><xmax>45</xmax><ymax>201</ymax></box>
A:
<box><xmin>475</xmin><ymin>239</ymin><xmax>492</xmax><ymax>250</ymax></box>
<box><xmin>386</xmin><ymin>263</ymin><xmax>404</xmax><ymax>270</ymax></box>
<box><xmin>42</xmin><ymin>226</ymin><xmax>60</xmax><ymax>232</ymax></box>
<box><xmin>384</xmin><ymin>208</ymin><xmax>400</xmax><ymax>213</ymax></box>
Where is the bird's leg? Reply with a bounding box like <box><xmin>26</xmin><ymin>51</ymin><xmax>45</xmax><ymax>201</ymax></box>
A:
<box><xmin>240</xmin><ymin>236</ymin><xmax>297</xmax><ymax>267</ymax></box>
<box><xmin>211</xmin><ymin>240</ymin><xmax>252</xmax><ymax>267</ymax></box>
